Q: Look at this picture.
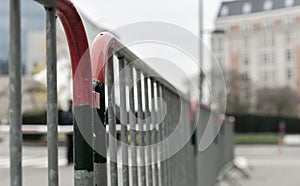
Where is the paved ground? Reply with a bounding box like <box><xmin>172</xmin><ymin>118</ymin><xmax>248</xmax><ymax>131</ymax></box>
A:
<box><xmin>231</xmin><ymin>144</ymin><xmax>300</xmax><ymax>186</ymax></box>
<box><xmin>0</xmin><ymin>132</ymin><xmax>73</xmax><ymax>186</ymax></box>
<box><xmin>1</xmin><ymin>131</ymin><xmax>300</xmax><ymax>186</ymax></box>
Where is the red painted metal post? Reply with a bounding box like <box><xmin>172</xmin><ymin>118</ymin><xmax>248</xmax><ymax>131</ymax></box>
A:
<box><xmin>56</xmin><ymin>0</ymin><xmax>94</xmax><ymax>185</ymax></box>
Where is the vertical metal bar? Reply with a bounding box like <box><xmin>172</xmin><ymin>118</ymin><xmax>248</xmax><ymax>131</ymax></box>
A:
<box><xmin>197</xmin><ymin>2</ymin><xmax>203</xmax><ymax>186</ymax></box>
<box><xmin>150</xmin><ymin>80</ymin><xmax>159</xmax><ymax>186</ymax></box>
<box><xmin>173</xmin><ymin>94</ymin><xmax>178</xmax><ymax>186</ymax></box>
<box><xmin>127</xmin><ymin>65</ymin><xmax>138</xmax><ymax>186</ymax></box>
<box><xmin>9</xmin><ymin>0</ymin><xmax>22</xmax><ymax>185</ymax></box>
<box><xmin>170</xmin><ymin>92</ymin><xmax>176</xmax><ymax>186</ymax></box>
<box><xmin>136</xmin><ymin>71</ymin><xmax>146</xmax><ymax>186</ymax></box>
<box><xmin>45</xmin><ymin>7</ymin><xmax>59</xmax><ymax>186</ymax></box>
<box><xmin>144</xmin><ymin>77</ymin><xmax>153</xmax><ymax>186</ymax></box>
<box><xmin>199</xmin><ymin>0</ymin><xmax>203</xmax><ymax>105</ymax></box>
<box><xmin>156</xmin><ymin>83</ymin><xmax>163</xmax><ymax>186</ymax></box>
<box><xmin>161</xmin><ymin>87</ymin><xmax>168</xmax><ymax>186</ymax></box>
<box><xmin>93</xmin><ymin>81</ymin><xmax>107</xmax><ymax>186</ymax></box>
<box><xmin>107</xmin><ymin>56</ymin><xmax>118</xmax><ymax>186</ymax></box>
<box><xmin>119</xmin><ymin>58</ymin><xmax>129</xmax><ymax>186</ymax></box>
<box><xmin>168</xmin><ymin>91</ymin><xmax>174</xmax><ymax>186</ymax></box>
<box><xmin>175</xmin><ymin>94</ymin><xmax>180</xmax><ymax>186</ymax></box>
<box><xmin>164</xmin><ymin>89</ymin><xmax>172</xmax><ymax>186</ymax></box>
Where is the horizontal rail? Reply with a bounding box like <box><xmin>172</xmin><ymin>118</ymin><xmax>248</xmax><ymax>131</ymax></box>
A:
<box><xmin>0</xmin><ymin>125</ymin><xmax>123</xmax><ymax>134</ymax></box>
<box><xmin>91</xmin><ymin>32</ymin><xmax>189</xmax><ymax>100</ymax></box>
<box><xmin>0</xmin><ymin>125</ymin><xmax>72</xmax><ymax>134</ymax></box>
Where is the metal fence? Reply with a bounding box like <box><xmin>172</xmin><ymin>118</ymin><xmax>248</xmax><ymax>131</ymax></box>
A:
<box><xmin>90</xmin><ymin>31</ymin><xmax>198</xmax><ymax>186</ymax></box>
<box><xmin>196</xmin><ymin>107</ymin><xmax>235</xmax><ymax>186</ymax></box>
<box><xmin>8</xmin><ymin>0</ymin><xmax>235</xmax><ymax>186</ymax></box>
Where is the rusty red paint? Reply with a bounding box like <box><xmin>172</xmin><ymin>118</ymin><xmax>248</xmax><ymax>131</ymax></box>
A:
<box><xmin>56</xmin><ymin>0</ymin><xmax>92</xmax><ymax>106</ymax></box>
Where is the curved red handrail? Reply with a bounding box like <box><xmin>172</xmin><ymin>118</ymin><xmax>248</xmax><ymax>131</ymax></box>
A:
<box><xmin>56</xmin><ymin>0</ymin><xmax>92</xmax><ymax>106</ymax></box>
<box><xmin>91</xmin><ymin>32</ymin><xmax>116</xmax><ymax>83</ymax></box>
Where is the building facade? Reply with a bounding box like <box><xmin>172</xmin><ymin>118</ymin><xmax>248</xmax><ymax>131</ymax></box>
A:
<box><xmin>213</xmin><ymin>0</ymin><xmax>300</xmax><ymax>95</ymax></box>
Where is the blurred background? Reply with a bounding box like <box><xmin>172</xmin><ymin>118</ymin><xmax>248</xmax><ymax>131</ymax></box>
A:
<box><xmin>1</xmin><ymin>0</ymin><xmax>300</xmax><ymax>185</ymax></box>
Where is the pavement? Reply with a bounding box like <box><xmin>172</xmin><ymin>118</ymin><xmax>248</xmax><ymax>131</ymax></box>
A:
<box><xmin>230</xmin><ymin>144</ymin><xmax>300</xmax><ymax>186</ymax></box>
<box><xmin>0</xmin><ymin>132</ymin><xmax>73</xmax><ymax>186</ymax></box>
<box><xmin>1</xmin><ymin>131</ymin><xmax>300</xmax><ymax>186</ymax></box>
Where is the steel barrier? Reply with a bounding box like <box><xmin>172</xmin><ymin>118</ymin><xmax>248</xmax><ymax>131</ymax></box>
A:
<box><xmin>8</xmin><ymin>0</ymin><xmax>235</xmax><ymax>185</ymax></box>
<box><xmin>90</xmin><ymin>32</ymin><xmax>235</xmax><ymax>186</ymax></box>
<box><xmin>90</xmin><ymin>32</ymin><xmax>197</xmax><ymax>186</ymax></box>
<box><xmin>196</xmin><ymin>107</ymin><xmax>235</xmax><ymax>186</ymax></box>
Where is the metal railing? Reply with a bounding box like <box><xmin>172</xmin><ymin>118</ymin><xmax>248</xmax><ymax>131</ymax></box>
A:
<box><xmin>8</xmin><ymin>0</ymin><xmax>235</xmax><ymax>185</ymax></box>
<box><xmin>90</xmin><ymin>32</ymin><xmax>195</xmax><ymax>186</ymax></box>
<box><xmin>90</xmin><ymin>32</ymin><xmax>236</xmax><ymax>186</ymax></box>
<box><xmin>196</xmin><ymin>107</ymin><xmax>235</xmax><ymax>186</ymax></box>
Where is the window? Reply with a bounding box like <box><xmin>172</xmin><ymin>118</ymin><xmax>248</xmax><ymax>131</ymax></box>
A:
<box><xmin>263</xmin><ymin>32</ymin><xmax>275</xmax><ymax>46</ymax></box>
<box><xmin>244</xmin><ymin>23</ymin><xmax>251</xmax><ymax>31</ymax></box>
<box><xmin>220</xmin><ymin>5</ymin><xmax>229</xmax><ymax>16</ymax></box>
<box><xmin>285</xmin><ymin>0</ymin><xmax>295</xmax><ymax>7</ymax></box>
<box><xmin>285</xmin><ymin>16</ymin><xmax>293</xmax><ymax>25</ymax></box>
<box><xmin>271</xmin><ymin>32</ymin><xmax>275</xmax><ymax>46</ymax></box>
<box><xmin>264</xmin><ymin>71</ymin><xmax>268</xmax><ymax>81</ymax></box>
<box><xmin>285</xmin><ymin>49</ymin><xmax>293</xmax><ymax>61</ymax></box>
<box><xmin>271</xmin><ymin>52</ymin><xmax>276</xmax><ymax>64</ymax></box>
<box><xmin>244</xmin><ymin>36</ymin><xmax>249</xmax><ymax>48</ymax></box>
<box><xmin>243</xmin><ymin>71</ymin><xmax>250</xmax><ymax>81</ymax></box>
<box><xmin>263</xmin><ymin>20</ymin><xmax>272</xmax><ymax>28</ymax></box>
<box><xmin>286</xmin><ymin>32</ymin><xmax>292</xmax><ymax>43</ymax></box>
<box><xmin>243</xmin><ymin>54</ymin><xmax>249</xmax><ymax>65</ymax></box>
<box><xmin>272</xmin><ymin>70</ymin><xmax>277</xmax><ymax>81</ymax></box>
<box><xmin>263</xmin><ymin>33</ymin><xmax>268</xmax><ymax>46</ymax></box>
<box><xmin>263</xmin><ymin>53</ymin><xmax>268</xmax><ymax>64</ymax></box>
<box><xmin>213</xmin><ymin>37</ymin><xmax>223</xmax><ymax>52</ymax></box>
<box><xmin>287</xmin><ymin>68</ymin><xmax>293</xmax><ymax>79</ymax></box>
<box><xmin>243</xmin><ymin>2</ymin><xmax>252</xmax><ymax>14</ymax></box>
<box><xmin>262</xmin><ymin>51</ymin><xmax>276</xmax><ymax>64</ymax></box>
<box><xmin>264</xmin><ymin>0</ymin><xmax>273</xmax><ymax>10</ymax></box>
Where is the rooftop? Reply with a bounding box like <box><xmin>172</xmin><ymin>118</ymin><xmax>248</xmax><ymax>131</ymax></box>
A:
<box><xmin>218</xmin><ymin>0</ymin><xmax>300</xmax><ymax>18</ymax></box>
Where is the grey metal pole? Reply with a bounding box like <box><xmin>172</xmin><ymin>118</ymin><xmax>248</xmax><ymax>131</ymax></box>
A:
<box><xmin>93</xmin><ymin>80</ymin><xmax>107</xmax><ymax>186</ymax></box>
<box><xmin>9</xmin><ymin>0</ymin><xmax>22</xmax><ymax>185</ymax></box>
<box><xmin>118</xmin><ymin>58</ymin><xmax>129</xmax><ymax>186</ymax></box>
<box><xmin>165</xmin><ymin>89</ymin><xmax>172</xmax><ymax>186</ymax></box>
<box><xmin>107</xmin><ymin>56</ymin><xmax>118</xmax><ymax>186</ymax></box>
<box><xmin>45</xmin><ymin>7</ymin><xmax>59</xmax><ymax>186</ymax></box>
<box><xmin>127</xmin><ymin>65</ymin><xmax>138</xmax><ymax>186</ymax></box>
<box><xmin>156</xmin><ymin>84</ymin><xmax>164</xmax><ymax>186</ymax></box>
<box><xmin>199</xmin><ymin>0</ymin><xmax>204</xmax><ymax>104</ymax></box>
<box><xmin>196</xmin><ymin>2</ymin><xmax>203</xmax><ymax>185</ymax></box>
<box><xmin>161</xmin><ymin>87</ymin><xmax>168</xmax><ymax>186</ymax></box>
<box><xmin>144</xmin><ymin>77</ymin><xmax>153</xmax><ymax>186</ymax></box>
<box><xmin>150</xmin><ymin>80</ymin><xmax>159</xmax><ymax>186</ymax></box>
<box><xmin>136</xmin><ymin>71</ymin><xmax>146</xmax><ymax>186</ymax></box>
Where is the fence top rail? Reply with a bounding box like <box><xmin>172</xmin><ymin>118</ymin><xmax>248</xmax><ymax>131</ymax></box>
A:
<box><xmin>91</xmin><ymin>32</ymin><xmax>189</xmax><ymax>101</ymax></box>
<box><xmin>34</xmin><ymin>0</ymin><xmax>93</xmax><ymax>107</ymax></box>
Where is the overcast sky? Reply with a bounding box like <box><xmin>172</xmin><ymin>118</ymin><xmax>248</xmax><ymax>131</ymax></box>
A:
<box><xmin>71</xmin><ymin>0</ymin><xmax>223</xmax><ymax>92</ymax></box>
<box><xmin>73</xmin><ymin>0</ymin><xmax>222</xmax><ymax>37</ymax></box>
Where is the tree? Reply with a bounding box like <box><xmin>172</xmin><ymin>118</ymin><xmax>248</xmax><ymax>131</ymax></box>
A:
<box><xmin>225</xmin><ymin>70</ymin><xmax>251</xmax><ymax>114</ymax></box>
<box><xmin>255</xmin><ymin>86</ymin><xmax>299</xmax><ymax>116</ymax></box>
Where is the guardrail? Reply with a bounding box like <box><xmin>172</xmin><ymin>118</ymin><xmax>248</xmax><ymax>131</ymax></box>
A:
<box><xmin>91</xmin><ymin>32</ymin><xmax>194</xmax><ymax>186</ymax></box>
<box><xmin>0</xmin><ymin>125</ymin><xmax>73</xmax><ymax>134</ymax></box>
<box><xmin>196</xmin><ymin>107</ymin><xmax>235</xmax><ymax>186</ymax></box>
<box><xmin>8</xmin><ymin>0</ymin><xmax>235</xmax><ymax>186</ymax></box>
